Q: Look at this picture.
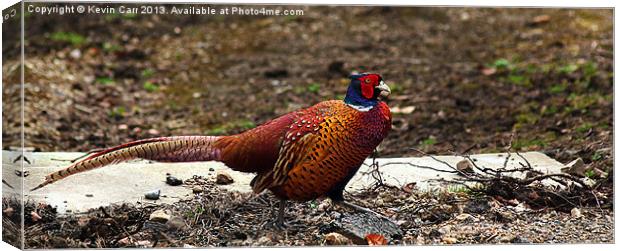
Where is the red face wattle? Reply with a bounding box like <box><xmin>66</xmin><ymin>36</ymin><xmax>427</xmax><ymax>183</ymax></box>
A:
<box><xmin>359</xmin><ymin>74</ymin><xmax>381</xmax><ymax>99</ymax></box>
<box><xmin>357</xmin><ymin>74</ymin><xmax>390</xmax><ymax>100</ymax></box>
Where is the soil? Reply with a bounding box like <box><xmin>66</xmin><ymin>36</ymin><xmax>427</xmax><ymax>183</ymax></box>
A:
<box><xmin>1</xmin><ymin>4</ymin><xmax>614</xmax><ymax>248</ymax></box>
<box><xmin>2</xmin><ymin>178</ymin><xmax>614</xmax><ymax>248</ymax></box>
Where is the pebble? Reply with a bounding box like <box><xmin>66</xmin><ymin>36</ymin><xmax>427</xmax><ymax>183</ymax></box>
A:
<box><xmin>166</xmin><ymin>176</ymin><xmax>183</xmax><ymax>186</ymax></box>
<box><xmin>69</xmin><ymin>49</ymin><xmax>81</xmax><ymax>59</ymax></box>
<box><xmin>135</xmin><ymin>240</ymin><xmax>152</xmax><ymax>247</ymax></box>
<box><xmin>442</xmin><ymin>237</ymin><xmax>458</xmax><ymax>244</ymax></box>
<box><xmin>215</xmin><ymin>172</ymin><xmax>234</xmax><ymax>185</ymax></box>
<box><xmin>144</xmin><ymin>189</ymin><xmax>161</xmax><ymax>200</ymax></box>
<box><xmin>256</xmin><ymin>236</ymin><xmax>272</xmax><ymax>246</ymax></box>
<box><xmin>455</xmin><ymin>213</ymin><xmax>474</xmax><ymax>221</ymax></box>
<box><xmin>192</xmin><ymin>186</ymin><xmax>204</xmax><ymax>193</ymax></box>
<box><xmin>511</xmin><ymin>236</ymin><xmax>530</xmax><ymax>243</ymax></box>
<box><xmin>456</xmin><ymin>159</ymin><xmax>475</xmax><ymax>174</ymax></box>
<box><xmin>571</xmin><ymin>208</ymin><xmax>582</xmax><ymax>218</ymax></box>
<box><xmin>148</xmin><ymin>129</ymin><xmax>160</xmax><ymax>135</ymax></box>
<box><xmin>500</xmin><ymin>234</ymin><xmax>514</xmax><ymax>243</ymax></box>
<box><xmin>324</xmin><ymin>232</ymin><xmax>350</xmax><ymax>245</ymax></box>
<box><xmin>149</xmin><ymin>209</ymin><xmax>171</xmax><ymax>223</ymax></box>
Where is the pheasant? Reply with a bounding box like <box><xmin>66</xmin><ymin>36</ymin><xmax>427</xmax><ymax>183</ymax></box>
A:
<box><xmin>33</xmin><ymin>73</ymin><xmax>392</xmax><ymax>226</ymax></box>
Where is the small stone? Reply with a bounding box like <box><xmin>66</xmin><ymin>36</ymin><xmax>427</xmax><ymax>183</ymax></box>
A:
<box><xmin>192</xmin><ymin>186</ymin><xmax>204</xmax><ymax>193</ymax></box>
<box><xmin>324</xmin><ymin>232</ymin><xmax>350</xmax><ymax>245</ymax></box>
<box><xmin>147</xmin><ymin>129</ymin><xmax>160</xmax><ymax>135</ymax></box>
<box><xmin>144</xmin><ymin>189</ymin><xmax>161</xmax><ymax>200</ymax></box>
<box><xmin>455</xmin><ymin>213</ymin><xmax>474</xmax><ymax>221</ymax></box>
<box><xmin>69</xmin><ymin>49</ymin><xmax>81</xmax><ymax>59</ymax></box>
<box><xmin>500</xmin><ymin>235</ymin><xmax>514</xmax><ymax>243</ymax></box>
<box><xmin>135</xmin><ymin>240</ymin><xmax>152</xmax><ymax>247</ymax></box>
<box><xmin>209</xmin><ymin>167</ymin><xmax>215</xmax><ymax>171</ymax></box>
<box><xmin>215</xmin><ymin>172</ymin><xmax>234</xmax><ymax>185</ymax></box>
<box><xmin>118</xmin><ymin>124</ymin><xmax>128</xmax><ymax>130</ymax></box>
<box><xmin>149</xmin><ymin>209</ymin><xmax>171</xmax><ymax>223</ymax></box>
<box><xmin>183</xmin><ymin>244</ymin><xmax>195</xmax><ymax>248</ymax></box>
<box><xmin>166</xmin><ymin>176</ymin><xmax>183</xmax><ymax>186</ymax></box>
<box><xmin>456</xmin><ymin>159</ymin><xmax>475</xmax><ymax>174</ymax></box>
<box><xmin>257</xmin><ymin>236</ymin><xmax>272</xmax><ymax>246</ymax></box>
<box><xmin>571</xmin><ymin>207</ymin><xmax>582</xmax><ymax>218</ymax></box>
<box><xmin>85</xmin><ymin>194</ymin><xmax>94</xmax><ymax>197</ymax></box>
<box><xmin>442</xmin><ymin>237</ymin><xmax>457</xmax><ymax>244</ymax></box>
<box><xmin>511</xmin><ymin>236</ymin><xmax>530</xmax><ymax>243</ymax></box>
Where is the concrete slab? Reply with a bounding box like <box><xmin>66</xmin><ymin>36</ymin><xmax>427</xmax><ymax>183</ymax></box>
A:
<box><xmin>2</xmin><ymin>151</ymin><xmax>566</xmax><ymax>214</ymax></box>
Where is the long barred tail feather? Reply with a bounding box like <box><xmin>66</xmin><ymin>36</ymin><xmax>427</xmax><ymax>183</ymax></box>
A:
<box><xmin>31</xmin><ymin>136</ymin><xmax>222</xmax><ymax>191</ymax></box>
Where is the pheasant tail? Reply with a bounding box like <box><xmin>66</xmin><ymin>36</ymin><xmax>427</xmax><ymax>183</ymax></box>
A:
<box><xmin>31</xmin><ymin>136</ymin><xmax>223</xmax><ymax>191</ymax></box>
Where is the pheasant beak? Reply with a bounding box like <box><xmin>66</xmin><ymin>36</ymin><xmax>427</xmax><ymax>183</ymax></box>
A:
<box><xmin>376</xmin><ymin>80</ymin><xmax>391</xmax><ymax>98</ymax></box>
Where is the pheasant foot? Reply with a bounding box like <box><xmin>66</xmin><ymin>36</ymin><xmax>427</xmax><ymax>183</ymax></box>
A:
<box><xmin>262</xmin><ymin>199</ymin><xmax>303</xmax><ymax>230</ymax></box>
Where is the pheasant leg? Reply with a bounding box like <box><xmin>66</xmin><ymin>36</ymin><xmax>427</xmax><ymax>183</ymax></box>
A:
<box><xmin>275</xmin><ymin>198</ymin><xmax>287</xmax><ymax>227</ymax></box>
<box><xmin>264</xmin><ymin>199</ymin><xmax>303</xmax><ymax>230</ymax></box>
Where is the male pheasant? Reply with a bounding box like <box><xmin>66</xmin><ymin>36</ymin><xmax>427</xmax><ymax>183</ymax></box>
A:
<box><xmin>33</xmin><ymin>73</ymin><xmax>392</xmax><ymax>226</ymax></box>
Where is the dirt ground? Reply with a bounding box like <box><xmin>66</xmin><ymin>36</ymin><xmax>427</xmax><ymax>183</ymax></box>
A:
<box><xmin>1</xmin><ymin>4</ymin><xmax>614</xmax><ymax>248</ymax></box>
<box><xmin>2</xmin><ymin>177</ymin><xmax>614</xmax><ymax>248</ymax></box>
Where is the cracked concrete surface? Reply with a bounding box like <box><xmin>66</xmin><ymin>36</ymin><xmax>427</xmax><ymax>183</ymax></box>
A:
<box><xmin>2</xmin><ymin>151</ymin><xmax>565</xmax><ymax>214</ymax></box>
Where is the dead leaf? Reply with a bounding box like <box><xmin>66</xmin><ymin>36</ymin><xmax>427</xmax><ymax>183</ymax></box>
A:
<box><xmin>390</xmin><ymin>106</ymin><xmax>415</xmax><ymax>114</ymax></box>
<box><xmin>31</xmin><ymin>211</ymin><xmax>42</xmax><ymax>222</ymax></box>
<box><xmin>325</xmin><ymin>232</ymin><xmax>350</xmax><ymax>245</ymax></box>
<box><xmin>532</xmin><ymin>15</ymin><xmax>550</xmax><ymax>24</ymax></box>
<box><xmin>402</xmin><ymin>182</ymin><xmax>416</xmax><ymax>193</ymax></box>
<box><xmin>365</xmin><ymin>233</ymin><xmax>387</xmax><ymax>245</ymax></box>
<box><xmin>482</xmin><ymin>67</ymin><xmax>496</xmax><ymax>76</ymax></box>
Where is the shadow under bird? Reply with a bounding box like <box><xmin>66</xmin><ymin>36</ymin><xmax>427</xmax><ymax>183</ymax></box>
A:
<box><xmin>33</xmin><ymin>73</ymin><xmax>392</xmax><ymax>227</ymax></box>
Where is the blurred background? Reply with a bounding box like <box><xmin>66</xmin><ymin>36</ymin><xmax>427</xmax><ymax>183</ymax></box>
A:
<box><xmin>2</xmin><ymin>4</ymin><xmax>613</xmax><ymax>171</ymax></box>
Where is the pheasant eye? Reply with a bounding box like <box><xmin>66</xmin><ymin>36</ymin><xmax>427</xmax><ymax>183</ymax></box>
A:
<box><xmin>364</xmin><ymin>78</ymin><xmax>371</xmax><ymax>84</ymax></box>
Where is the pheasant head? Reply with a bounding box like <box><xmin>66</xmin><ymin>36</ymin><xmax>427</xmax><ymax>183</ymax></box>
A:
<box><xmin>344</xmin><ymin>73</ymin><xmax>391</xmax><ymax>111</ymax></box>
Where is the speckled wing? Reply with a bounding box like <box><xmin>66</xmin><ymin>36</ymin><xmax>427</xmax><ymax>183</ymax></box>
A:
<box><xmin>251</xmin><ymin>101</ymin><xmax>368</xmax><ymax>198</ymax></box>
<box><xmin>250</xmin><ymin>103</ymin><xmax>335</xmax><ymax>193</ymax></box>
